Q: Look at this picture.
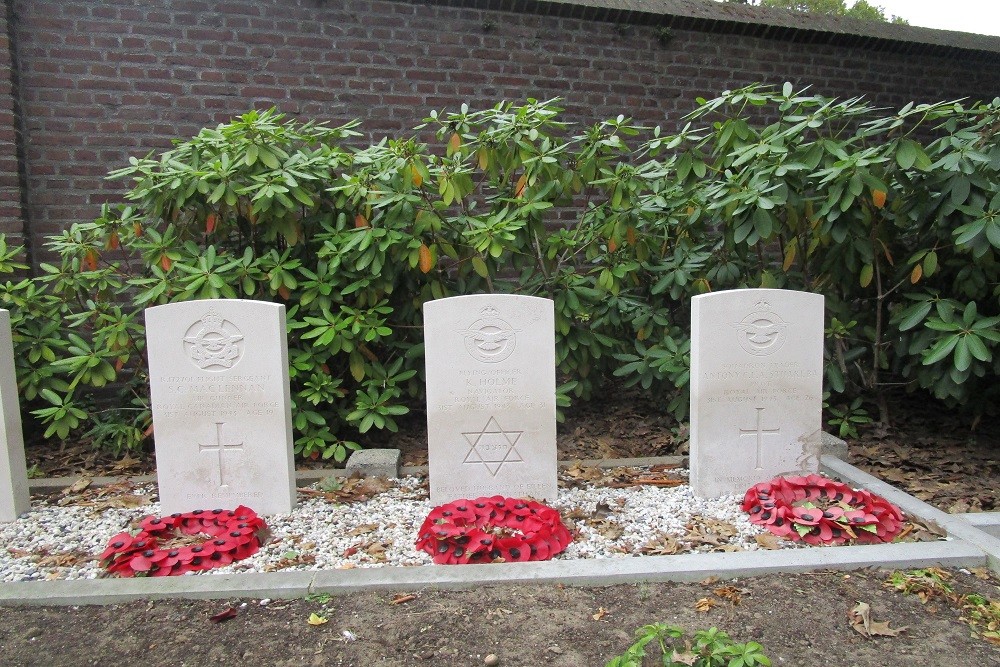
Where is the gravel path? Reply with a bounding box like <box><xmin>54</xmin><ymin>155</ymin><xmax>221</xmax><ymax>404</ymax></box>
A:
<box><xmin>0</xmin><ymin>469</ymin><xmax>781</xmax><ymax>583</ymax></box>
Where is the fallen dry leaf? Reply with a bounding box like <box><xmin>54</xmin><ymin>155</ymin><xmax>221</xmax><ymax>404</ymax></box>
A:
<box><xmin>389</xmin><ymin>594</ymin><xmax>417</xmax><ymax>605</ymax></box>
<box><xmin>713</xmin><ymin>586</ymin><xmax>748</xmax><ymax>605</ymax></box>
<box><xmin>563</xmin><ymin>461</ymin><xmax>607</xmax><ymax>486</ymax></box>
<box><xmin>35</xmin><ymin>551</ymin><xmax>92</xmax><ymax>568</ymax></box>
<box><xmin>592</xmin><ymin>607</ymin><xmax>609</xmax><ymax>621</ymax></box>
<box><xmin>263</xmin><ymin>553</ymin><xmax>316</xmax><ymax>572</ymax></box>
<box><xmin>849</xmin><ymin>601</ymin><xmax>907</xmax><ymax>638</ymax></box>
<box><xmin>589</xmin><ymin>518</ymin><xmax>624</xmax><ymax>541</ymax></box>
<box><xmin>61</xmin><ymin>477</ymin><xmax>92</xmax><ymax>496</ymax></box>
<box><xmin>671</xmin><ymin>650</ymin><xmax>699</xmax><ymax>666</ymax></box>
<box><xmin>642</xmin><ymin>533</ymin><xmax>680</xmax><ymax>556</ymax></box>
<box><xmin>347</xmin><ymin>524</ymin><xmax>379</xmax><ymax>537</ymax></box>
<box><xmin>209</xmin><ymin>607</ymin><xmax>239</xmax><ymax>623</ymax></box>
<box><xmin>694</xmin><ymin>597</ymin><xmax>717</xmax><ymax>612</ymax></box>
<box><xmin>754</xmin><ymin>533</ymin><xmax>783</xmax><ymax>550</ymax></box>
<box><xmin>111</xmin><ymin>455</ymin><xmax>142</xmax><ymax>472</ymax></box>
<box><xmin>82</xmin><ymin>494</ymin><xmax>152</xmax><ymax>511</ymax></box>
<box><xmin>307</xmin><ymin>613</ymin><xmax>329</xmax><ymax>626</ymax></box>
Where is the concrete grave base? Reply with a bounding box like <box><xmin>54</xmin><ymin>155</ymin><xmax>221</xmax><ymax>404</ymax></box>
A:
<box><xmin>346</xmin><ymin>448</ymin><xmax>401</xmax><ymax>478</ymax></box>
<box><xmin>1</xmin><ymin>455</ymin><xmax>998</xmax><ymax>606</ymax></box>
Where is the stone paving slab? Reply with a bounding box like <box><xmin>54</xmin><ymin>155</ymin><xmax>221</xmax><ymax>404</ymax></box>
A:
<box><xmin>1</xmin><ymin>455</ymin><xmax>995</xmax><ymax>606</ymax></box>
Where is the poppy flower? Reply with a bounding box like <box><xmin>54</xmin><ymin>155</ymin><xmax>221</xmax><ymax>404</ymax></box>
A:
<box><xmin>100</xmin><ymin>508</ymin><xmax>267</xmax><ymax>577</ymax></box>
<box><xmin>744</xmin><ymin>475</ymin><xmax>903</xmax><ymax>546</ymax></box>
<box><xmin>415</xmin><ymin>497</ymin><xmax>571</xmax><ymax>565</ymax></box>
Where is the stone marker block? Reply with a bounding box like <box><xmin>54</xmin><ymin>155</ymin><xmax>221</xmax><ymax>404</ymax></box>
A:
<box><xmin>424</xmin><ymin>294</ymin><xmax>557</xmax><ymax>505</ymax></box>
<box><xmin>690</xmin><ymin>288</ymin><xmax>824</xmax><ymax>498</ymax></box>
<box><xmin>0</xmin><ymin>309</ymin><xmax>29</xmax><ymax>522</ymax></box>
<box><xmin>146</xmin><ymin>299</ymin><xmax>296</xmax><ymax>515</ymax></box>
<box><xmin>820</xmin><ymin>432</ymin><xmax>849</xmax><ymax>462</ymax></box>
<box><xmin>346</xmin><ymin>448</ymin><xmax>401</xmax><ymax>478</ymax></box>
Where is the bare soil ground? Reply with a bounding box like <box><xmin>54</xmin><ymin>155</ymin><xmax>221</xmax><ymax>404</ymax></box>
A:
<box><xmin>4</xmin><ymin>391</ymin><xmax>1000</xmax><ymax>667</ymax></box>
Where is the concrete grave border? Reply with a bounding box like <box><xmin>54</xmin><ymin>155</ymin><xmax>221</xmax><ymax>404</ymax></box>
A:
<box><xmin>1</xmin><ymin>455</ymin><xmax>997</xmax><ymax>606</ymax></box>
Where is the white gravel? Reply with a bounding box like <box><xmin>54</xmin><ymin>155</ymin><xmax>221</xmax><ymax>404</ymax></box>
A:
<box><xmin>0</xmin><ymin>469</ymin><xmax>781</xmax><ymax>583</ymax></box>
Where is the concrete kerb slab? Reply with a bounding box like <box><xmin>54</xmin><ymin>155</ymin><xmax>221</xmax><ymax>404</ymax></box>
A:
<box><xmin>822</xmin><ymin>456</ymin><xmax>1000</xmax><ymax>571</ymax></box>
<box><xmin>954</xmin><ymin>512</ymin><xmax>1000</xmax><ymax>539</ymax></box>
<box><xmin>0</xmin><ymin>540</ymin><xmax>983</xmax><ymax>607</ymax></box>
<box><xmin>0</xmin><ymin>454</ymin><xmax>991</xmax><ymax>606</ymax></box>
<box><xmin>25</xmin><ymin>456</ymin><xmax>689</xmax><ymax>494</ymax></box>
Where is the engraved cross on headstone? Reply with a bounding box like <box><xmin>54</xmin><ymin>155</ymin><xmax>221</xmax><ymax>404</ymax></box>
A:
<box><xmin>199</xmin><ymin>422</ymin><xmax>244</xmax><ymax>488</ymax></box>
<box><xmin>739</xmin><ymin>407</ymin><xmax>780</xmax><ymax>470</ymax></box>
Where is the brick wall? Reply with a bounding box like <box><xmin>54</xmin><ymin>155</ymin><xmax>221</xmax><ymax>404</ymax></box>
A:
<box><xmin>4</xmin><ymin>0</ymin><xmax>999</xmax><ymax>269</ymax></box>
<box><xmin>0</xmin><ymin>2</ymin><xmax>26</xmax><ymax>249</ymax></box>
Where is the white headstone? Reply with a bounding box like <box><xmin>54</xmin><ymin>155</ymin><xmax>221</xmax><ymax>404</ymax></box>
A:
<box><xmin>146</xmin><ymin>299</ymin><xmax>296</xmax><ymax>515</ymax></box>
<box><xmin>424</xmin><ymin>294</ymin><xmax>557</xmax><ymax>505</ymax></box>
<box><xmin>690</xmin><ymin>288</ymin><xmax>824</xmax><ymax>498</ymax></box>
<box><xmin>0</xmin><ymin>309</ymin><xmax>29</xmax><ymax>522</ymax></box>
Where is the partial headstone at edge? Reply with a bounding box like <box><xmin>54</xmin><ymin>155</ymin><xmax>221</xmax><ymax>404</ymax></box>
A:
<box><xmin>424</xmin><ymin>294</ymin><xmax>557</xmax><ymax>505</ymax></box>
<box><xmin>0</xmin><ymin>309</ymin><xmax>29</xmax><ymax>522</ymax></box>
<box><xmin>690</xmin><ymin>288</ymin><xmax>825</xmax><ymax>498</ymax></box>
<box><xmin>146</xmin><ymin>299</ymin><xmax>296</xmax><ymax>515</ymax></box>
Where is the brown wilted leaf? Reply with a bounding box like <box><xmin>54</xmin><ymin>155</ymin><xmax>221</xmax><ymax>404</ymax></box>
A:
<box><xmin>713</xmin><ymin>586</ymin><xmax>748</xmax><ymax>605</ymax></box>
<box><xmin>389</xmin><ymin>594</ymin><xmax>417</xmax><ymax>605</ymax></box>
<box><xmin>61</xmin><ymin>477</ymin><xmax>92</xmax><ymax>496</ymax></box>
<box><xmin>563</xmin><ymin>461</ymin><xmax>606</xmax><ymax>486</ymax></box>
<box><xmin>348</xmin><ymin>524</ymin><xmax>379</xmax><ymax>537</ymax></box>
<box><xmin>264</xmin><ymin>553</ymin><xmax>316</xmax><ymax>572</ymax></box>
<box><xmin>642</xmin><ymin>534</ymin><xmax>680</xmax><ymax>556</ymax></box>
<box><xmin>83</xmin><ymin>494</ymin><xmax>152</xmax><ymax>511</ymax></box>
<box><xmin>35</xmin><ymin>550</ymin><xmax>93</xmax><ymax>568</ymax></box>
<box><xmin>111</xmin><ymin>455</ymin><xmax>142</xmax><ymax>472</ymax></box>
<box><xmin>849</xmin><ymin>601</ymin><xmax>907</xmax><ymax>638</ymax></box>
<box><xmin>592</xmin><ymin>607</ymin><xmax>609</xmax><ymax>621</ymax></box>
<box><xmin>209</xmin><ymin>607</ymin><xmax>239</xmax><ymax>623</ymax></box>
<box><xmin>694</xmin><ymin>597</ymin><xmax>717</xmax><ymax>612</ymax></box>
<box><xmin>754</xmin><ymin>533</ymin><xmax>784</xmax><ymax>550</ymax></box>
<box><xmin>700</xmin><ymin>576</ymin><xmax>720</xmax><ymax>586</ymax></box>
<box><xmin>300</xmin><ymin>476</ymin><xmax>395</xmax><ymax>504</ymax></box>
<box><xmin>671</xmin><ymin>650</ymin><xmax>698</xmax><ymax>666</ymax></box>
<box><xmin>589</xmin><ymin>518</ymin><xmax>624</xmax><ymax>541</ymax></box>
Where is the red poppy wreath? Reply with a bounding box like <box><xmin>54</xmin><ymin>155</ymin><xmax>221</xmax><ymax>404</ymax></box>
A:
<box><xmin>742</xmin><ymin>474</ymin><xmax>904</xmax><ymax>546</ymax></box>
<box><xmin>100</xmin><ymin>506</ymin><xmax>267</xmax><ymax>577</ymax></box>
<box><xmin>416</xmin><ymin>496</ymin><xmax>573</xmax><ymax>564</ymax></box>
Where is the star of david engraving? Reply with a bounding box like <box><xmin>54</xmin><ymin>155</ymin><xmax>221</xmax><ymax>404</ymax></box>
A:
<box><xmin>199</xmin><ymin>421</ymin><xmax>244</xmax><ymax>488</ymax></box>
<box><xmin>462</xmin><ymin>416</ymin><xmax>524</xmax><ymax>477</ymax></box>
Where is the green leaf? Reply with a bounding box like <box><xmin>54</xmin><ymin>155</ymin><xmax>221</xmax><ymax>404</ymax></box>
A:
<box><xmin>950</xmin><ymin>176</ymin><xmax>971</xmax><ymax>206</ymax></box>
<box><xmin>349</xmin><ymin>351</ymin><xmax>365</xmax><ymax>382</ymax></box>
<box><xmin>859</xmin><ymin>264</ymin><xmax>873</xmax><ymax>288</ymax></box>
<box><xmin>922</xmin><ymin>251</ymin><xmax>937</xmax><ymax>277</ymax></box>
<box><xmin>954</xmin><ymin>336</ymin><xmax>971</xmax><ymax>371</ymax></box>
<box><xmin>965</xmin><ymin>334</ymin><xmax>990</xmax><ymax>362</ymax></box>
<box><xmin>923</xmin><ymin>334</ymin><xmax>959</xmax><ymax>365</ymax></box>
<box><xmin>896</xmin><ymin>140</ymin><xmax>917</xmax><ymax>169</ymax></box>
<box><xmin>897</xmin><ymin>301</ymin><xmax>931</xmax><ymax>331</ymax></box>
<box><xmin>471</xmin><ymin>256</ymin><xmax>489</xmax><ymax>278</ymax></box>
